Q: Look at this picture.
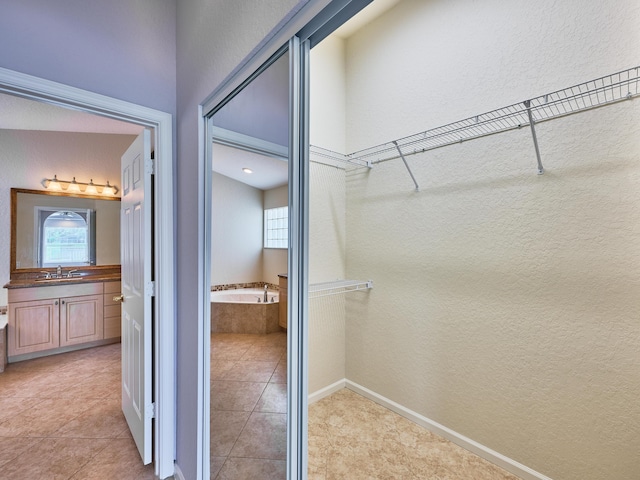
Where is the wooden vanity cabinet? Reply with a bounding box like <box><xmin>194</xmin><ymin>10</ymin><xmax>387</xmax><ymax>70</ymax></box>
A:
<box><xmin>8</xmin><ymin>298</ymin><xmax>60</xmax><ymax>356</ymax></box>
<box><xmin>59</xmin><ymin>294</ymin><xmax>103</xmax><ymax>347</ymax></box>
<box><xmin>7</xmin><ymin>281</ymin><xmax>115</xmax><ymax>361</ymax></box>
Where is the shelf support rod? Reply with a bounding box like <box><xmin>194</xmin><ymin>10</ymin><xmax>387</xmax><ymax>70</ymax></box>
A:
<box><xmin>393</xmin><ymin>141</ymin><xmax>420</xmax><ymax>191</ymax></box>
<box><xmin>524</xmin><ymin>100</ymin><xmax>545</xmax><ymax>175</ymax></box>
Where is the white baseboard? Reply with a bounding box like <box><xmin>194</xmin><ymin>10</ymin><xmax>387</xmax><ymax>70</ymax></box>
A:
<box><xmin>308</xmin><ymin>378</ymin><xmax>346</xmax><ymax>404</ymax></box>
<box><xmin>344</xmin><ymin>380</ymin><xmax>553</xmax><ymax>480</ymax></box>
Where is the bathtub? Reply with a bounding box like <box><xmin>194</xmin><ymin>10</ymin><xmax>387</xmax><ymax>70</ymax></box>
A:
<box><xmin>210</xmin><ymin>288</ymin><xmax>281</xmax><ymax>334</ymax></box>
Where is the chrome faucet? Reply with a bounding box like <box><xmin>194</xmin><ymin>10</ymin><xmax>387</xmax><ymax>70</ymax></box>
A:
<box><xmin>56</xmin><ymin>265</ymin><xmax>62</xmax><ymax>278</ymax></box>
<box><xmin>264</xmin><ymin>284</ymin><xmax>268</xmax><ymax>303</ymax></box>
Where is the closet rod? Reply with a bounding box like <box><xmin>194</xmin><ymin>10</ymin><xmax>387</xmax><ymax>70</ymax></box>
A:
<box><xmin>312</xmin><ymin>65</ymin><xmax>639</xmax><ymax>170</ymax></box>
<box><xmin>309</xmin><ymin>279</ymin><xmax>373</xmax><ymax>299</ymax></box>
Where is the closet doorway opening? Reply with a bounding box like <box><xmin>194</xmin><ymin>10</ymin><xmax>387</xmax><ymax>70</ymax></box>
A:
<box><xmin>206</xmin><ymin>50</ymin><xmax>292</xmax><ymax>479</ymax></box>
<box><xmin>0</xmin><ymin>68</ymin><xmax>175</xmax><ymax>479</ymax></box>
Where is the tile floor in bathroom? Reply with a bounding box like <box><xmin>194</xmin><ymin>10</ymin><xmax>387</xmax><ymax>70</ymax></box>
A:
<box><xmin>0</xmin><ymin>342</ymin><xmax>156</xmax><ymax>479</ymax></box>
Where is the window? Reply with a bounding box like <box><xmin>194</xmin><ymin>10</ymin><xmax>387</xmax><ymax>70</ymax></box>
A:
<box><xmin>264</xmin><ymin>206</ymin><xmax>288</xmax><ymax>248</ymax></box>
<box><xmin>38</xmin><ymin>208</ymin><xmax>96</xmax><ymax>267</ymax></box>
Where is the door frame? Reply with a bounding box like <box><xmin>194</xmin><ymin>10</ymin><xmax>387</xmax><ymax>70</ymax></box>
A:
<box><xmin>0</xmin><ymin>66</ymin><xmax>176</xmax><ymax>480</ymax></box>
<box><xmin>199</xmin><ymin>1</ymin><xmax>372</xmax><ymax>478</ymax></box>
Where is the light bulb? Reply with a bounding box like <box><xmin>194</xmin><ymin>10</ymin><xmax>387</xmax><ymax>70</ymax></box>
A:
<box><xmin>48</xmin><ymin>175</ymin><xmax>62</xmax><ymax>191</ymax></box>
<box><xmin>103</xmin><ymin>181</ymin><xmax>115</xmax><ymax>196</ymax></box>
<box><xmin>85</xmin><ymin>179</ymin><xmax>98</xmax><ymax>194</ymax></box>
<box><xmin>67</xmin><ymin>177</ymin><xmax>81</xmax><ymax>193</ymax></box>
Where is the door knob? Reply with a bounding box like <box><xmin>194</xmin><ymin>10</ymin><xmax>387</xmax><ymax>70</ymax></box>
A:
<box><xmin>113</xmin><ymin>295</ymin><xmax>125</xmax><ymax>303</ymax></box>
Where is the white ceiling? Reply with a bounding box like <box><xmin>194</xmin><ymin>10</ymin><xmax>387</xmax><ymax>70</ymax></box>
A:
<box><xmin>212</xmin><ymin>143</ymin><xmax>288</xmax><ymax>190</ymax></box>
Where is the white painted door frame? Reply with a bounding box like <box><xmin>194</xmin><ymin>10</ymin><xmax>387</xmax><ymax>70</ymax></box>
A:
<box><xmin>0</xmin><ymin>67</ymin><xmax>176</xmax><ymax>480</ymax></box>
<box><xmin>198</xmin><ymin>2</ymin><xmax>376</xmax><ymax>479</ymax></box>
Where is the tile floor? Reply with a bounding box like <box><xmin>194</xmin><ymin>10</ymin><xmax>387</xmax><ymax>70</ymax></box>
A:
<box><xmin>308</xmin><ymin>389</ymin><xmax>522</xmax><ymax>480</ymax></box>
<box><xmin>0</xmin><ymin>334</ymin><xmax>523</xmax><ymax>479</ymax></box>
<box><xmin>210</xmin><ymin>332</ymin><xmax>288</xmax><ymax>479</ymax></box>
<box><xmin>210</xmin><ymin>331</ymin><xmax>522</xmax><ymax>480</ymax></box>
<box><xmin>0</xmin><ymin>342</ymin><xmax>157</xmax><ymax>479</ymax></box>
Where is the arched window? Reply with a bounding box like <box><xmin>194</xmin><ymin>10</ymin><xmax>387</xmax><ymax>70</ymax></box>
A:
<box><xmin>39</xmin><ymin>209</ymin><xmax>95</xmax><ymax>267</ymax></box>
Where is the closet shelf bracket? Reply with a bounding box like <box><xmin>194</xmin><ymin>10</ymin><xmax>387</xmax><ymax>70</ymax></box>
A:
<box><xmin>523</xmin><ymin>100</ymin><xmax>545</xmax><ymax>175</ymax></box>
<box><xmin>309</xmin><ymin>279</ymin><xmax>373</xmax><ymax>299</ymax></box>
<box><xmin>393</xmin><ymin>141</ymin><xmax>420</xmax><ymax>191</ymax></box>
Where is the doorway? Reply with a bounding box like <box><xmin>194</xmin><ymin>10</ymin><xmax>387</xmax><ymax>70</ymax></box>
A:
<box><xmin>0</xmin><ymin>67</ymin><xmax>175</xmax><ymax>479</ymax></box>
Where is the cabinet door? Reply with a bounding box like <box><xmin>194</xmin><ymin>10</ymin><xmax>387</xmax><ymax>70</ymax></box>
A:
<box><xmin>60</xmin><ymin>294</ymin><xmax>104</xmax><ymax>347</ymax></box>
<box><xmin>279</xmin><ymin>277</ymin><xmax>288</xmax><ymax>329</ymax></box>
<box><xmin>8</xmin><ymin>299</ymin><xmax>60</xmax><ymax>356</ymax></box>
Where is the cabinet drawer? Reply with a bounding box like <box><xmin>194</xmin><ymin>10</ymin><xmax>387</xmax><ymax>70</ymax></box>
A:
<box><xmin>104</xmin><ymin>316</ymin><xmax>121</xmax><ymax>339</ymax></box>
<box><xmin>103</xmin><ymin>281</ymin><xmax>121</xmax><ymax>294</ymax></box>
<box><xmin>104</xmin><ymin>304</ymin><xmax>121</xmax><ymax>318</ymax></box>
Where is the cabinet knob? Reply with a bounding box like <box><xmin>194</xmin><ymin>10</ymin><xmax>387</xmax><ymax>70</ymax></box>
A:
<box><xmin>55</xmin><ymin>300</ymin><xmax>59</xmax><ymax>305</ymax></box>
<box><xmin>112</xmin><ymin>295</ymin><xmax>124</xmax><ymax>303</ymax></box>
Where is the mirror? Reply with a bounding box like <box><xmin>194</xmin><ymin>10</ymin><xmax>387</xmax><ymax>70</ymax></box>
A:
<box><xmin>11</xmin><ymin>188</ymin><xmax>120</xmax><ymax>274</ymax></box>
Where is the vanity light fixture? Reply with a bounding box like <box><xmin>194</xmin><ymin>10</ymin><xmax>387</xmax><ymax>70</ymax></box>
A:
<box><xmin>41</xmin><ymin>175</ymin><xmax>119</xmax><ymax>196</ymax></box>
<box><xmin>242</xmin><ymin>167</ymin><xmax>253</xmax><ymax>174</ymax></box>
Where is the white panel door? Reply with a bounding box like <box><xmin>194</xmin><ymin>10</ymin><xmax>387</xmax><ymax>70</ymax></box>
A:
<box><xmin>120</xmin><ymin>129</ymin><xmax>152</xmax><ymax>464</ymax></box>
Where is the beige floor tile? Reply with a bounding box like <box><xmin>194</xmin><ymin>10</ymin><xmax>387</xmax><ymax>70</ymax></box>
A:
<box><xmin>211</xmin><ymin>455</ymin><xmax>226</xmax><ymax>479</ymax></box>
<box><xmin>0</xmin><ymin>437</ymin><xmax>43</xmax><ymax>469</ymax></box>
<box><xmin>1</xmin><ymin>437</ymin><xmax>111</xmax><ymax>480</ymax></box>
<box><xmin>211</xmin><ymin>380</ymin><xmax>267</xmax><ymax>411</ymax></box>
<box><xmin>221</xmin><ymin>360</ymin><xmax>278</xmax><ymax>382</ymax></box>
<box><xmin>308</xmin><ymin>389</ymin><xmax>522</xmax><ymax>480</ymax></box>
<box><xmin>255</xmin><ymin>382</ymin><xmax>287</xmax><ymax>413</ymax></box>
<box><xmin>211</xmin><ymin>359</ymin><xmax>237</xmax><ymax>380</ymax></box>
<box><xmin>0</xmin><ymin>397</ymin><xmax>100</xmax><ymax>437</ymax></box>
<box><xmin>229</xmin><ymin>412</ymin><xmax>287</xmax><ymax>460</ymax></box>
<box><xmin>216</xmin><ymin>457</ymin><xmax>286</xmax><ymax>480</ymax></box>
<box><xmin>0</xmin><ymin>395</ymin><xmax>42</xmax><ymax>423</ymax></box>
<box><xmin>54</xmin><ymin>397</ymin><xmax>129</xmax><ymax>438</ymax></box>
<box><xmin>210</xmin><ymin>410</ymin><xmax>251</xmax><ymax>456</ymax></box>
<box><xmin>69</xmin><ymin>436</ymin><xmax>155</xmax><ymax>479</ymax></box>
<box><xmin>270</xmin><ymin>361</ymin><xmax>287</xmax><ymax>383</ymax></box>
<box><xmin>240</xmin><ymin>346</ymin><xmax>285</xmax><ymax>362</ymax></box>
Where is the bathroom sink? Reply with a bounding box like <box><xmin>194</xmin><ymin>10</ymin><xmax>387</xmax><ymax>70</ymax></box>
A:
<box><xmin>35</xmin><ymin>274</ymin><xmax>87</xmax><ymax>283</ymax></box>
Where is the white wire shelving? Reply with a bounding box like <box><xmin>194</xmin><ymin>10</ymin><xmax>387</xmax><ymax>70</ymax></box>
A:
<box><xmin>308</xmin><ymin>279</ymin><xmax>373</xmax><ymax>299</ymax></box>
<box><xmin>310</xmin><ymin>65</ymin><xmax>640</xmax><ymax>189</ymax></box>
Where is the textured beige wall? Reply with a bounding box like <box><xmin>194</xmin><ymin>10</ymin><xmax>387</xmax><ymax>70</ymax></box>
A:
<box><xmin>308</xmin><ymin>35</ymin><xmax>349</xmax><ymax>393</ymax></box>
<box><xmin>211</xmin><ymin>171</ymin><xmax>264</xmax><ymax>285</ymax></box>
<box><xmin>342</xmin><ymin>1</ymin><xmax>640</xmax><ymax>479</ymax></box>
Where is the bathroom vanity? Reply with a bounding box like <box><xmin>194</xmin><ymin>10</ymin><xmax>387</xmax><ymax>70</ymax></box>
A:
<box><xmin>5</xmin><ymin>278</ymin><xmax>121</xmax><ymax>362</ymax></box>
<box><xmin>5</xmin><ymin>187</ymin><xmax>122</xmax><ymax>363</ymax></box>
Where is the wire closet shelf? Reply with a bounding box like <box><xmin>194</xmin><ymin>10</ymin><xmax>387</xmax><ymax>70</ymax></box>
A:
<box><xmin>309</xmin><ymin>279</ymin><xmax>373</xmax><ymax>299</ymax></box>
<box><xmin>310</xmin><ymin>65</ymin><xmax>640</xmax><ymax>170</ymax></box>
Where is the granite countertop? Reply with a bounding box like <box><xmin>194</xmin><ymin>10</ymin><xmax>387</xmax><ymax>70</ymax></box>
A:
<box><xmin>4</xmin><ymin>273</ymin><xmax>121</xmax><ymax>289</ymax></box>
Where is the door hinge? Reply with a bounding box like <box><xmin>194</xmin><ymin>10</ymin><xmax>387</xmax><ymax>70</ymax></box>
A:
<box><xmin>147</xmin><ymin>280</ymin><xmax>156</xmax><ymax>297</ymax></box>
<box><xmin>145</xmin><ymin>157</ymin><xmax>155</xmax><ymax>175</ymax></box>
<box><xmin>147</xmin><ymin>402</ymin><xmax>156</xmax><ymax>419</ymax></box>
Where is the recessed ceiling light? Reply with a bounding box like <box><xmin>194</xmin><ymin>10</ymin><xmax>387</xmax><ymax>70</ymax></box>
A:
<box><xmin>242</xmin><ymin>167</ymin><xmax>253</xmax><ymax>174</ymax></box>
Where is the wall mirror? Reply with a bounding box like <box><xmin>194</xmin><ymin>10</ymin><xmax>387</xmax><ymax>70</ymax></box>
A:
<box><xmin>10</xmin><ymin>188</ymin><xmax>121</xmax><ymax>274</ymax></box>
